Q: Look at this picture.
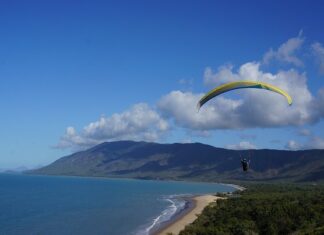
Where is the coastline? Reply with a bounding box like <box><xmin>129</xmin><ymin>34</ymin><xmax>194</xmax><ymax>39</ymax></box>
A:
<box><xmin>222</xmin><ymin>183</ymin><xmax>246</xmax><ymax>191</ymax></box>
<box><xmin>150</xmin><ymin>183</ymin><xmax>243</xmax><ymax>235</ymax></box>
<box><xmin>24</xmin><ymin>174</ymin><xmax>243</xmax><ymax>234</ymax></box>
<box><xmin>153</xmin><ymin>195</ymin><xmax>222</xmax><ymax>235</ymax></box>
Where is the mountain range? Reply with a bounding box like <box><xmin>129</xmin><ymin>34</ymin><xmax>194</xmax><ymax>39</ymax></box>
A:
<box><xmin>30</xmin><ymin>141</ymin><xmax>324</xmax><ymax>183</ymax></box>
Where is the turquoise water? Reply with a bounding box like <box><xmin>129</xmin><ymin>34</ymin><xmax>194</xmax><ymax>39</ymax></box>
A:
<box><xmin>0</xmin><ymin>174</ymin><xmax>235</xmax><ymax>235</ymax></box>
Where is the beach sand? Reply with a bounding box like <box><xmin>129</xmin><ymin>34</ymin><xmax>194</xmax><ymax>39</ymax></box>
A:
<box><xmin>155</xmin><ymin>195</ymin><xmax>222</xmax><ymax>235</ymax></box>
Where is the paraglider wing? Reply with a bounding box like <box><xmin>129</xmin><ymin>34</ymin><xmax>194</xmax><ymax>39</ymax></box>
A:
<box><xmin>197</xmin><ymin>81</ymin><xmax>292</xmax><ymax>110</ymax></box>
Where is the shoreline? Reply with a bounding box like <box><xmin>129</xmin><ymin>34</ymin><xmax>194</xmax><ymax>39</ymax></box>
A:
<box><xmin>148</xmin><ymin>183</ymin><xmax>243</xmax><ymax>235</ymax></box>
<box><xmin>153</xmin><ymin>195</ymin><xmax>223</xmax><ymax>235</ymax></box>
<box><xmin>222</xmin><ymin>183</ymin><xmax>246</xmax><ymax>191</ymax></box>
<box><xmin>148</xmin><ymin>196</ymin><xmax>195</xmax><ymax>235</ymax></box>
<box><xmin>26</xmin><ymin>173</ymin><xmax>245</xmax><ymax>189</ymax></box>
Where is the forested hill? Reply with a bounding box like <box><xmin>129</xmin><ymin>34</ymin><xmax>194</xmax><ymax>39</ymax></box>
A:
<box><xmin>30</xmin><ymin>141</ymin><xmax>324</xmax><ymax>183</ymax></box>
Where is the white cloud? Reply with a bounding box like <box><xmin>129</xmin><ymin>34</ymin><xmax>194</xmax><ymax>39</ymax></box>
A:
<box><xmin>56</xmin><ymin>103</ymin><xmax>169</xmax><ymax>150</ymax></box>
<box><xmin>56</xmin><ymin>126</ymin><xmax>98</xmax><ymax>150</ymax></box>
<box><xmin>311</xmin><ymin>42</ymin><xmax>324</xmax><ymax>75</ymax></box>
<box><xmin>263</xmin><ymin>33</ymin><xmax>304</xmax><ymax>66</ymax></box>
<box><xmin>204</xmin><ymin>64</ymin><xmax>238</xmax><ymax>86</ymax></box>
<box><xmin>286</xmin><ymin>136</ymin><xmax>324</xmax><ymax>150</ymax></box>
<box><xmin>204</xmin><ymin>62</ymin><xmax>276</xmax><ymax>86</ymax></box>
<box><xmin>56</xmin><ymin>35</ymin><xmax>324</xmax><ymax>150</ymax></box>
<box><xmin>225</xmin><ymin>141</ymin><xmax>257</xmax><ymax>150</ymax></box>
<box><xmin>285</xmin><ymin>140</ymin><xmax>301</xmax><ymax>150</ymax></box>
<box><xmin>180</xmin><ymin>139</ymin><xmax>193</xmax><ymax>144</ymax></box>
<box><xmin>158</xmin><ymin>90</ymin><xmax>244</xmax><ymax>130</ymax></box>
<box><xmin>159</xmin><ymin>62</ymin><xmax>319</xmax><ymax>130</ymax></box>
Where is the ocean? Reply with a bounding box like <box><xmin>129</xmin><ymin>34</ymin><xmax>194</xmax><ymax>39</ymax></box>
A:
<box><xmin>0</xmin><ymin>174</ymin><xmax>235</xmax><ymax>235</ymax></box>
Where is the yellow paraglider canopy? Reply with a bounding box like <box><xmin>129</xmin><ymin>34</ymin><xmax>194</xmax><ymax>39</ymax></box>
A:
<box><xmin>197</xmin><ymin>80</ymin><xmax>292</xmax><ymax>110</ymax></box>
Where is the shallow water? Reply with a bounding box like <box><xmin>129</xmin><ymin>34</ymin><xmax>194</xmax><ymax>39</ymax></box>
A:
<box><xmin>0</xmin><ymin>174</ymin><xmax>235</xmax><ymax>235</ymax></box>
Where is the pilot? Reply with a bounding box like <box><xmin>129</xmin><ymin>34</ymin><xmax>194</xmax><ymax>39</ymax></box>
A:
<box><xmin>241</xmin><ymin>158</ymin><xmax>250</xmax><ymax>172</ymax></box>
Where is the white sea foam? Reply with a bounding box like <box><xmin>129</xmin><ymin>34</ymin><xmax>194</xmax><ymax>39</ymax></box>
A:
<box><xmin>134</xmin><ymin>195</ymin><xmax>189</xmax><ymax>235</ymax></box>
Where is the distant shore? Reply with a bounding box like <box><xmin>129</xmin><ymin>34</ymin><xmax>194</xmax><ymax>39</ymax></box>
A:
<box><xmin>153</xmin><ymin>195</ymin><xmax>223</xmax><ymax>235</ymax></box>
<box><xmin>222</xmin><ymin>183</ymin><xmax>246</xmax><ymax>191</ymax></box>
<box><xmin>152</xmin><ymin>183</ymin><xmax>243</xmax><ymax>235</ymax></box>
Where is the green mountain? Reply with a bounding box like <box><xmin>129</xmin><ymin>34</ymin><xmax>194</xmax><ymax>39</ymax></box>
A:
<box><xmin>30</xmin><ymin>141</ymin><xmax>324</xmax><ymax>183</ymax></box>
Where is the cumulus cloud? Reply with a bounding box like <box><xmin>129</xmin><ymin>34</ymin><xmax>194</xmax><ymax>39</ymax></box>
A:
<box><xmin>311</xmin><ymin>42</ymin><xmax>324</xmax><ymax>74</ymax></box>
<box><xmin>225</xmin><ymin>141</ymin><xmax>257</xmax><ymax>150</ymax></box>
<box><xmin>286</xmin><ymin>136</ymin><xmax>324</xmax><ymax>150</ymax></box>
<box><xmin>158</xmin><ymin>90</ymin><xmax>244</xmax><ymax>130</ymax></box>
<box><xmin>263</xmin><ymin>33</ymin><xmax>304</xmax><ymax>66</ymax></box>
<box><xmin>159</xmin><ymin>62</ymin><xmax>320</xmax><ymax>130</ymax></box>
<box><xmin>204</xmin><ymin>64</ymin><xmax>237</xmax><ymax>86</ymax></box>
<box><xmin>57</xmin><ymin>35</ymin><xmax>324</xmax><ymax>150</ymax></box>
<box><xmin>56</xmin><ymin>126</ymin><xmax>99</xmax><ymax>150</ymax></box>
<box><xmin>285</xmin><ymin>140</ymin><xmax>301</xmax><ymax>150</ymax></box>
<box><xmin>180</xmin><ymin>139</ymin><xmax>193</xmax><ymax>144</ymax></box>
<box><xmin>204</xmin><ymin>62</ymin><xmax>275</xmax><ymax>86</ymax></box>
<box><xmin>56</xmin><ymin>103</ymin><xmax>169</xmax><ymax>150</ymax></box>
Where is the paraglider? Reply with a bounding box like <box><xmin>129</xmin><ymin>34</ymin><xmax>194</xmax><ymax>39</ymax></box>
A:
<box><xmin>197</xmin><ymin>80</ymin><xmax>292</xmax><ymax>172</ymax></box>
<box><xmin>197</xmin><ymin>80</ymin><xmax>292</xmax><ymax>111</ymax></box>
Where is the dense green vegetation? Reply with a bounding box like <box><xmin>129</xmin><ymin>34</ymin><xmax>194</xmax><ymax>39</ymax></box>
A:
<box><xmin>180</xmin><ymin>184</ymin><xmax>324</xmax><ymax>235</ymax></box>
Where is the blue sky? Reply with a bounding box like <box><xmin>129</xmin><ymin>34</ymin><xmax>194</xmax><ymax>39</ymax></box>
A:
<box><xmin>1</xmin><ymin>0</ymin><xmax>324</xmax><ymax>168</ymax></box>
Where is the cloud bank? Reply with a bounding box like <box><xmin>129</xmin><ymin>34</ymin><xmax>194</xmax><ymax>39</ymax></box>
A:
<box><xmin>56</xmin><ymin>103</ymin><xmax>168</xmax><ymax>150</ymax></box>
<box><xmin>57</xmin><ymin>34</ymin><xmax>324</xmax><ymax>150</ymax></box>
<box><xmin>262</xmin><ymin>32</ymin><xmax>304</xmax><ymax>66</ymax></box>
<box><xmin>226</xmin><ymin>141</ymin><xmax>257</xmax><ymax>150</ymax></box>
<box><xmin>286</xmin><ymin>136</ymin><xmax>324</xmax><ymax>150</ymax></box>
<box><xmin>160</xmin><ymin>62</ymin><xmax>321</xmax><ymax>130</ymax></box>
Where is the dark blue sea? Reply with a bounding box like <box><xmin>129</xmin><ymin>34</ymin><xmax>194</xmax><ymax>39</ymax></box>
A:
<box><xmin>0</xmin><ymin>174</ymin><xmax>235</xmax><ymax>235</ymax></box>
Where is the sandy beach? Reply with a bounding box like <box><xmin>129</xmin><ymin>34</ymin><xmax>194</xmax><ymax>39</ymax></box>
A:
<box><xmin>155</xmin><ymin>195</ymin><xmax>222</xmax><ymax>235</ymax></box>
